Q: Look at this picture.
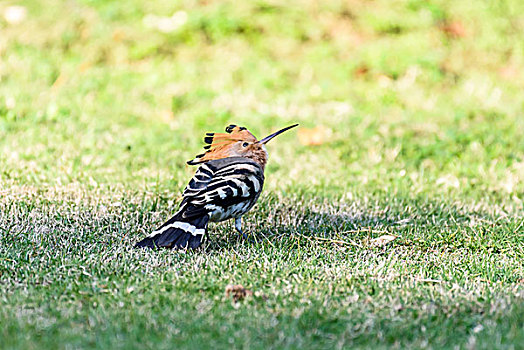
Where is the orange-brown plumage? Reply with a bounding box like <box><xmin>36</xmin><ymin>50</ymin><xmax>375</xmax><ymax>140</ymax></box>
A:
<box><xmin>187</xmin><ymin>124</ymin><xmax>297</xmax><ymax>169</ymax></box>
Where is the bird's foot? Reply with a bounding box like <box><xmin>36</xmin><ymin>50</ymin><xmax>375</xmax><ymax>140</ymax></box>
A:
<box><xmin>235</xmin><ymin>217</ymin><xmax>255</xmax><ymax>243</ymax></box>
<box><xmin>235</xmin><ymin>217</ymin><xmax>246</xmax><ymax>238</ymax></box>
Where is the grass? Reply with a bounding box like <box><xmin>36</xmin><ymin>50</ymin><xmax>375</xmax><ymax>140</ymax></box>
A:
<box><xmin>1</xmin><ymin>0</ymin><xmax>523</xmax><ymax>348</ymax></box>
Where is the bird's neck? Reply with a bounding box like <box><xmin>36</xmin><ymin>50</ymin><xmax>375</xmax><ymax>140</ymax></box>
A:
<box><xmin>244</xmin><ymin>146</ymin><xmax>268</xmax><ymax>170</ymax></box>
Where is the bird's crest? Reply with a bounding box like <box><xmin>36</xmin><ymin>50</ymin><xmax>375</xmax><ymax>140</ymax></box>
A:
<box><xmin>187</xmin><ymin>125</ymin><xmax>257</xmax><ymax>165</ymax></box>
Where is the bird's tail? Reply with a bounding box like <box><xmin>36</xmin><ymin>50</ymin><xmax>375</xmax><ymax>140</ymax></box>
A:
<box><xmin>134</xmin><ymin>214</ymin><xmax>209</xmax><ymax>249</ymax></box>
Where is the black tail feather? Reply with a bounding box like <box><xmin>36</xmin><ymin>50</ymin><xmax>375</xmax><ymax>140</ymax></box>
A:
<box><xmin>134</xmin><ymin>214</ymin><xmax>209</xmax><ymax>249</ymax></box>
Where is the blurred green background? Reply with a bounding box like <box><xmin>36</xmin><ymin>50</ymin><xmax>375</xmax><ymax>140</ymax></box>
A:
<box><xmin>1</xmin><ymin>1</ymin><xmax>523</xmax><ymax>349</ymax></box>
<box><xmin>1</xmin><ymin>0</ymin><xmax>523</xmax><ymax>198</ymax></box>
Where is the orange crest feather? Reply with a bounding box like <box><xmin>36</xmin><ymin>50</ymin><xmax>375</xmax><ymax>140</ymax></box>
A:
<box><xmin>187</xmin><ymin>125</ymin><xmax>257</xmax><ymax>165</ymax></box>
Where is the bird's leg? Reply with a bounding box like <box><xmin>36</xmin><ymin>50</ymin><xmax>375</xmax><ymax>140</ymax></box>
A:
<box><xmin>235</xmin><ymin>217</ymin><xmax>248</xmax><ymax>239</ymax></box>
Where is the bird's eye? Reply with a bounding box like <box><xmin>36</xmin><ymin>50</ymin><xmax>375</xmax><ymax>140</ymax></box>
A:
<box><xmin>242</xmin><ymin>142</ymin><xmax>249</xmax><ymax>147</ymax></box>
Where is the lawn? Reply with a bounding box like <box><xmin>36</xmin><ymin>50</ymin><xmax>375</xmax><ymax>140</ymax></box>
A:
<box><xmin>1</xmin><ymin>0</ymin><xmax>523</xmax><ymax>349</ymax></box>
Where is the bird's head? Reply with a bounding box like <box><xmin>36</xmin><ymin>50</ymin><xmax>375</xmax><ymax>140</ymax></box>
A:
<box><xmin>187</xmin><ymin>124</ymin><xmax>298</xmax><ymax>169</ymax></box>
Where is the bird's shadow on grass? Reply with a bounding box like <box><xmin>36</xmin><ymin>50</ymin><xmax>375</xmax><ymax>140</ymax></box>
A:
<box><xmin>205</xmin><ymin>211</ymin><xmax>402</xmax><ymax>253</ymax></box>
<box><xmin>204</xmin><ymin>195</ymin><xmax>510</xmax><ymax>253</ymax></box>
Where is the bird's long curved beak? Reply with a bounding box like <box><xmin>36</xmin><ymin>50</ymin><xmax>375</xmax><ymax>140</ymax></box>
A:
<box><xmin>258</xmin><ymin>124</ymin><xmax>299</xmax><ymax>144</ymax></box>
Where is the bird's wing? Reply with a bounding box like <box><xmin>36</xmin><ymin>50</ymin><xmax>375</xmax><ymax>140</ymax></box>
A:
<box><xmin>179</xmin><ymin>157</ymin><xmax>264</xmax><ymax>219</ymax></box>
<box><xmin>181</xmin><ymin>163</ymin><xmax>215</xmax><ymax>198</ymax></box>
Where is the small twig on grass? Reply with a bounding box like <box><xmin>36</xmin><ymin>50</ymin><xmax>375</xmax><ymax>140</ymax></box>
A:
<box><xmin>257</xmin><ymin>231</ymin><xmax>276</xmax><ymax>248</ymax></box>
<box><xmin>295</xmin><ymin>231</ymin><xmax>362</xmax><ymax>248</ymax></box>
<box><xmin>337</xmin><ymin>228</ymin><xmax>390</xmax><ymax>235</ymax></box>
<box><xmin>415</xmin><ymin>278</ymin><xmax>443</xmax><ymax>284</ymax></box>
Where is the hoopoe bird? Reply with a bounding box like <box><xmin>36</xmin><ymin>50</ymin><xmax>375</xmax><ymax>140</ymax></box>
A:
<box><xmin>135</xmin><ymin>123</ymin><xmax>298</xmax><ymax>249</ymax></box>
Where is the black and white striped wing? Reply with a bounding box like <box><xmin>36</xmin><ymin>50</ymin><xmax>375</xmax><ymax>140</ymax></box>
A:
<box><xmin>182</xmin><ymin>163</ymin><xmax>215</xmax><ymax>198</ymax></box>
<box><xmin>178</xmin><ymin>157</ymin><xmax>264</xmax><ymax>220</ymax></box>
